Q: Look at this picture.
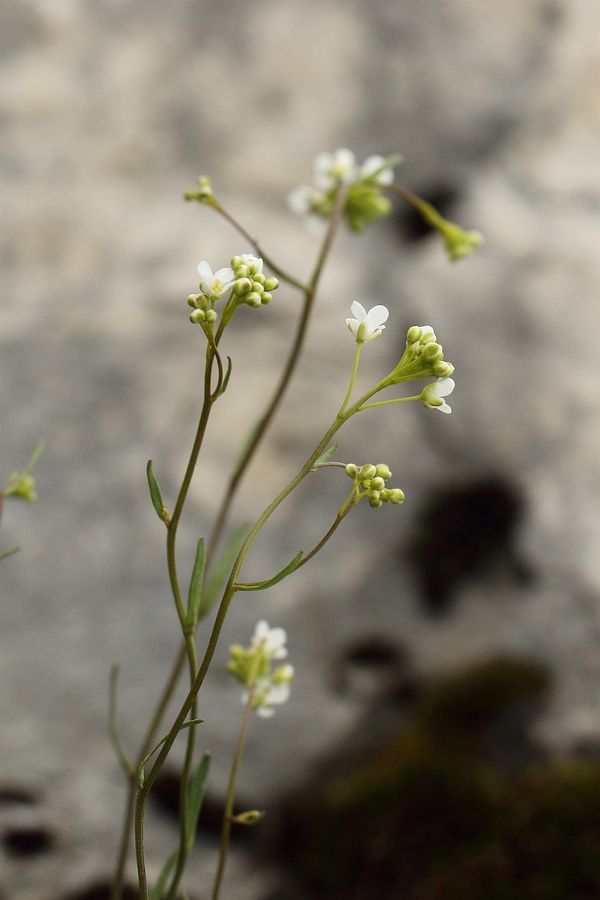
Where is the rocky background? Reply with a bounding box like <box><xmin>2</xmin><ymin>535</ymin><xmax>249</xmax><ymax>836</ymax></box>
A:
<box><xmin>2</xmin><ymin>0</ymin><xmax>600</xmax><ymax>897</ymax></box>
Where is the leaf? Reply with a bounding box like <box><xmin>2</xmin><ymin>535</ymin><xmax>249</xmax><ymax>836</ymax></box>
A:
<box><xmin>108</xmin><ymin>665</ymin><xmax>134</xmax><ymax>776</ymax></box>
<box><xmin>0</xmin><ymin>547</ymin><xmax>19</xmax><ymax>563</ymax></box>
<box><xmin>218</xmin><ymin>356</ymin><xmax>233</xmax><ymax>396</ymax></box>
<box><xmin>186</xmin><ymin>539</ymin><xmax>206</xmax><ymax>630</ymax></box>
<box><xmin>200</xmin><ymin>523</ymin><xmax>250</xmax><ymax>617</ymax></box>
<box><xmin>146</xmin><ymin>460</ymin><xmax>169</xmax><ymax>524</ymax></box>
<box><xmin>311</xmin><ymin>443</ymin><xmax>339</xmax><ymax>470</ymax></box>
<box><xmin>236</xmin><ymin>551</ymin><xmax>303</xmax><ymax>591</ymax></box>
<box><xmin>24</xmin><ymin>439</ymin><xmax>44</xmax><ymax>474</ymax></box>
<box><xmin>149</xmin><ymin>848</ymin><xmax>178</xmax><ymax>900</ymax></box>
<box><xmin>185</xmin><ymin>752</ymin><xmax>211</xmax><ymax>852</ymax></box>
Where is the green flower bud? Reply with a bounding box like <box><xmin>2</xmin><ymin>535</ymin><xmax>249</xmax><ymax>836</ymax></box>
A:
<box><xmin>433</xmin><ymin>360</ymin><xmax>455</xmax><ymax>377</ymax></box>
<box><xmin>253</xmin><ymin>273</ymin><xmax>266</xmax><ymax>286</ymax></box>
<box><xmin>187</xmin><ymin>294</ymin><xmax>201</xmax><ymax>308</ymax></box>
<box><xmin>205</xmin><ymin>309</ymin><xmax>218</xmax><ymax>323</ymax></box>
<box><xmin>233</xmin><ymin>277</ymin><xmax>252</xmax><ymax>296</ymax></box>
<box><xmin>345</xmin><ymin>463</ymin><xmax>358</xmax><ymax>478</ymax></box>
<box><xmin>245</xmin><ymin>292</ymin><xmax>262</xmax><ymax>307</ymax></box>
<box><xmin>359</xmin><ymin>464</ymin><xmax>377</xmax><ymax>480</ymax></box>
<box><xmin>190</xmin><ymin>309</ymin><xmax>206</xmax><ymax>324</ymax></box>
<box><xmin>231</xmin><ymin>256</ymin><xmax>244</xmax><ymax>269</ymax></box>
<box><xmin>235</xmin><ymin>264</ymin><xmax>250</xmax><ymax>279</ymax></box>
<box><xmin>388</xmin><ymin>488</ymin><xmax>405</xmax><ymax>504</ymax></box>
<box><xmin>375</xmin><ymin>464</ymin><xmax>392</xmax><ymax>479</ymax></box>
<box><xmin>264</xmin><ymin>276</ymin><xmax>279</xmax><ymax>292</ymax></box>
<box><xmin>368</xmin><ymin>495</ymin><xmax>383</xmax><ymax>508</ymax></box>
<box><xmin>230</xmin><ymin>810</ymin><xmax>266</xmax><ymax>825</ymax></box>
<box><xmin>251</xmin><ymin>281</ymin><xmax>264</xmax><ymax>294</ymax></box>
<box><xmin>261</xmin><ymin>292</ymin><xmax>272</xmax><ymax>304</ymax></box>
<box><xmin>423</xmin><ymin>342</ymin><xmax>443</xmax><ymax>361</ymax></box>
<box><xmin>370</xmin><ymin>476</ymin><xmax>386</xmax><ymax>492</ymax></box>
<box><xmin>406</xmin><ymin>326</ymin><xmax>422</xmax><ymax>344</ymax></box>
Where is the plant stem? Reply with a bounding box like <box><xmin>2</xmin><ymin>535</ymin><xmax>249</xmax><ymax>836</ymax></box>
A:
<box><xmin>207</xmin><ymin>184</ymin><xmax>348</xmax><ymax>567</ymax></box>
<box><xmin>211</xmin><ymin>689</ymin><xmax>254</xmax><ymax>900</ymax></box>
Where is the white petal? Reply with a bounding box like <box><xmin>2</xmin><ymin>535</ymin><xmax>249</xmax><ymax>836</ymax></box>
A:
<box><xmin>256</xmin><ymin>705</ymin><xmax>275</xmax><ymax>718</ymax></box>
<box><xmin>197</xmin><ymin>260</ymin><xmax>214</xmax><ymax>282</ymax></box>
<box><xmin>437</xmin><ymin>401</ymin><xmax>452</xmax><ymax>414</ymax></box>
<box><xmin>435</xmin><ymin>377</ymin><xmax>455</xmax><ymax>398</ymax></box>
<box><xmin>366</xmin><ymin>305</ymin><xmax>389</xmax><ymax>328</ymax></box>
<box><xmin>346</xmin><ymin>318</ymin><xmax>359</xmax><ymax>337</ymax></box>
<box><xmin>214</xmin><ymin>266</ymin><xmax>234</xmax><ymax>285</ymax></box>
<box><xmin>350</xmin><ymin>301</ymin><xmax>367</xmax><ymax>322</ymax></box>
<box><xmin>288</xmin><ymin>186</ymin><xmax>313</xmax><ymax>215</ymax></box>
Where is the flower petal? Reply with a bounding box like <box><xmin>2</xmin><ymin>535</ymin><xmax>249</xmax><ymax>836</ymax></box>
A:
<box><xmin>350</xmin><ymin>301</ymin><xmax>367</xmax><ymax>322</ymax></box>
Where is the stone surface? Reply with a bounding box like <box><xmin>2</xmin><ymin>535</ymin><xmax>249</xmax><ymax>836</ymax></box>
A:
<box><xmin>2</xmin><ymin>0</ymin><xmax>600</xmax><ymax>897</ymax></box>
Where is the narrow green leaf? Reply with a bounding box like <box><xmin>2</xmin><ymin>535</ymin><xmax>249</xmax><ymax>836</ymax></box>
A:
<box><xmin>146</xmin><ymin>460</ymin><xmax>169</xmax><ymax>524</ymax></box>
<box><xmin>231</xmin><ymin>417</ymin><xmax>264</xmax><ymax>479</ymax></box>
<box><xmin>185</xmin><ymin>752</ymin><xmax>211</xmax><ymax>852</ymax></box>
<box><xmin>108</xmin><ymin>665</ymin><xmax>134</xmax><ymax>776</ymax></box>
<box><xmin>311</xmin><ymin>443</ymin><xmax>339</xmax><ymax>470</ymax></box>
<box><xmin>186</xmin><ymin>538</ymin><xmax>206</xmax><ymax>630</ymax></box>
<box><xmin>149</xmin><ymin>848</ymin><xmax>178</xmax><ymax>900</ymax></box>
<box><xmin>200</xmin><ymin>523</ymin><xmax>250</xmax><ymax>617</ymax></box>
<box><xmin>138</xmin><ymin>718</ymin><xmax>204</xmax><ymax>788</ymax></box>
<box><xmin>0</xmin><ymin>546</ymin><xmax>19</xmax><ymax>563</ymax></box>
<box><xmin>218</xmin><ymin>356</ymin><xmax>233</xmax><ymax>397</ymax></box>
<box><xmin>24</xmin><ymin>439</ymin><xmax>44</xmax><ymax>475</ymax></box>
<box><xmin>236</xmin><ymin>551</ymin><xmax>303</xmax><ymax>591</ymax></box>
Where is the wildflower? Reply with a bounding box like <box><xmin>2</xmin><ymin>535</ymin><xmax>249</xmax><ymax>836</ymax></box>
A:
<box><xmin>197</xmin><ymin>261</ymin><xmax>234</xmax><ymax>301</ymax></box>
<box><xmin>385</xmin><ymin>325</ymin><xmax>455</xmax><ymax>385</ymax></box>
<box><xmin>345</xmin><ymin>462</ymin><xmax>405</xmax><ymax>509</ymax></box>
<box><xmin>346</xmin><ymin>302</ymin><xmax>389</xmax><ymax>343</ymax></box>
<box><xmin>228</xmin><ymin>620</ymin><xmax>294</xmax><ymax>717</ymax></box>
<box><xmin>289</xmin><ymin>149</ymin><xmax>400</xmax><ymax>233</ymax></box>
<box><xmin>413</xmin><ymin>198</ymin><xmax>483</xmax><ymax>262</ymax></box>
<box><xmin>420</xmin><ymin>377</ymin><xmax>455</xmax><ymax>414</ymax></box>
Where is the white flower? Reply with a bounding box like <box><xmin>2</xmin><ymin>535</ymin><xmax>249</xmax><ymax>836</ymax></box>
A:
<box><xmin>420</xmin><ymin>377</ymin><xmax>455</xmax><ymax>414</ymax></box>
<box><xmin>197</xmin><ymin>261</ymin><xmax>234</xmax><ymax>300</ymax></box>
<box><xmin>314</xmin><ymin>148</ymin><xmax>358</xmax><ymax>190</ymax></box>
<box><xmin>346</xmin><ymin>301</ymin><xmax>389</xmax><ymax>343</ymax></box>
<box><xmin>239</xmin><ymin>254</ymin><xmax>263</xmax><ymax>275</ymax></box>
<box><xmin>250</xmin><ymin>620</ymin><xmax>288</xmax><ymax>660</ymax></box>
<box><xmin>359</xmin><ymin>155</ymin><xmax>395</xmax><ymax>186</ymax></box>
<box><xmin>248</xmin><ymin>665</ymin><xmax>294</xmax><ymax>717</ymax></box>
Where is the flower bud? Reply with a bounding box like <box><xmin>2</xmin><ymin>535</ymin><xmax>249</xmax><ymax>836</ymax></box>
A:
<box><xmin>233</xmin><ymin>277</ymin><xmax>252</xmax><ymax>295</ymax></box>
<box><xmin>359</xmin><ymin>464</ymin><xmax>377</xmax><ymax>480</ymax></box>
<box><xmin>345</xmin><ymin>463</ymin><xmax>358</xmax><ymax>478</ymax></box>
<box><xmin>190</xmin><ymin>309</ymin><xmax>206</xmax><ymax>324</ymax></box>
<box><xmin>375</xmin><ymin>464</ymin><xmax>391</xmax><ymax>479</ymax></box>
<box><xmin>388</xmin><ymin>488</ymin><xmax>405</xmax><ymax>504</ymax></box>
<box><xmin>205</xmin><ymin>309</ymin><xmax>218</xmax><ymax>323</ymax></box>
<box><xmin>406</xmin><ymin>326</ymin><xmax>422</xmax><ymax>344</ymax></box>
<box><xmin>368</xmin><ymin>495</ymin><xmax>383</xmax><ymax>508</ymax></box>
<box><xmin>187</xmin><ymin>294</ymin><xmax>200</xmax><ymax>308</ymax></box>
<box><xmin>261</xmin><ymin>292</ymin><xmax>272</xmax><ymax>304</ymax></box>
<box><xmin>251</xmin><ymin>281</ymin><xmax>264</xmax><ymax>294</ymax></box>
<box><xmin>235</xmin><ymin>264</ymin><xmax>250</xmax><ymax>279</ymax></box>
<box><xmin>231</xmin><ymin>256</ymin><xmax>244</xmax><ymax>269</ymax></box>
<box><xmin>253</xmin><ymin>273</ymin><xmax>266</xmax><ymax>286</ymax></box>
<box><xmin>433</xmin><ymin>360</ymin><xmax>455</xmax><ymax>377</ymax></box>
<box><xmin>264</xmin><ymin>276</ymin><xmax>279</xmax><ymax>292</ymax></box>
<box><xmin>423</xmin><ymin>342</ymin><xmax>443</xmax><ymax>361</ymax></box>
<box><xmin>245</xmin><ymin>292</ymin><xmax>262</xmax><ymax>307</ymax></box>
<box><xmin>370</xmin><ymin>476</ymin><xmax>385</xmax><ymax>491</ymax></box>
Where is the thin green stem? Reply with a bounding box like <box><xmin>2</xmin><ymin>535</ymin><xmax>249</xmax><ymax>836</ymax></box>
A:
<box><xmin>358</xmin><ymin>394</ymin><xmax>421</xmax><ymax>411</ymax></box>
<box><xmin>211</xmin><ymin>689</ymin><xmax>254</xmax><ymax>900</ymax></box>
<box><xmin>211</xmin><ymin>201</ymin><xmax>307</xmax><ymax>290</ymax></box>
<box><xmin>338</xmin><ymin>342</ymin><xmax>362</xmax><ymax>416</ymax></box>
<box><xmin>207</xmin><ymin>184</ymin><xmax>349</xmax><ymax>568</ymax></box>
<box><xmin>110</xmin><ymin>644</ymin><xmax>187</xmax><ymax>900</ymax></box>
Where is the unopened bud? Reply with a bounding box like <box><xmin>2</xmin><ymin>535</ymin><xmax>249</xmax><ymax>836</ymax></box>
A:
<box><xmin>345</xmin><ymin>463</ymin><xmax>358</xmax><ymax>478</ymax></box>
<box><xmin>406</xmin><ymin>326</ymin><xmax>422</xmax><ymax>344</ymax></box>
<box><xmin>264</xmin><ymin>276</ymin><xmax>279</xmax><ymax>292</ymax></box>
<box><xmin>246</xmin><ymin>292</ymin><xmax>262</xmax><ymax>307</ymax></box>
<box><xmin>261</xmin><ymin>292</ymin><xmax>272</xmax><ymax>304</ymax></box>
<box><xmin>190</xmin><ymin>309</ymin><xmax>206</xmax><ymax>324</ymax></box>
<box><xmin>359</xmin><ymin>464</ymin><xmax>377</xmax><ymax>480</ymax></box>
<box><xmin>233</xmin><ymin>278</ymin><xmax>252</xmax><ymax>295</ymax></box>
<box><xmin>375</xmin><ymin>464</ymin><xmax>391</xmax><ymax>479</ymax></box>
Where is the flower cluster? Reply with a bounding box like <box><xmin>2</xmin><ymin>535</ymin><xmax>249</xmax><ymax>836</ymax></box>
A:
<box><xmin>345</xmin><ymin>462</ymin><xmax>404</xmax><ymax>509</ymax></box>
<box><xmin>346</xmin><ymin>301</ymin><xmax>389</xmax><ymax>343</ymax></box>
<box><xmin>227</xmin><ymin>621</ymin><xmax>294</xmax><ymax>718</ymax></box>
<box><xmin>187</xmin><ymin>255</ymin><xmax>279</xmax><ymax>325</ymax></box>
<box><xmin>386</xmin><ymin>325</ymin><xmax>455</xmax><ymax>385</ymax></box>
<box><xmin>415</xmin><ymin>198</ymin><xmax>483</xmax><ymax>262</ymax></box>
<box><xmin>289</xmin><ymin>148</ymin><xmax>400</xmax><ymax>233</ymax></box>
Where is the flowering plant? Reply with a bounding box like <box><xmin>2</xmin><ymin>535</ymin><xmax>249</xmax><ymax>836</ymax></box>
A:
<box><xmin>106</xmin><ymin>148</ymin><xmax>482</xmax><ymax>900</ymax></box>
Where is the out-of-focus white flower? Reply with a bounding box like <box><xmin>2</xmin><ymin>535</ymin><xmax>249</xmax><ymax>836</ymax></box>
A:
<box><xmin>245</xmin><ymin>664</ymin><xmax>295</xmax><ymax>718</ymax></box>
<box><xmin>346</xmin><ymin>301</ymin><xmax>389</xmax><ymax>343</ymax></box>
<box><xmin>359</xmin><ymin>155</ymin><xmax>395</xmax><ymax>186</ymax></box>
<box><xmin>314</xmin><ymin>148</ymin><xmax>358</xmax><ymax>190</ymax></box>
<box><xmin>250</xmin><ymin>620</ymin><xmax>288</xmax><ymax>660</ymax></box>
<box><xmin>420</xmin><ymin>377</ymin><xmax>455</xmax><ymax>414</ymax></box>
<box><xmin>197</xmin><ymin>261</ymin><xmax>234</xmax><ymax>300</ymax></box>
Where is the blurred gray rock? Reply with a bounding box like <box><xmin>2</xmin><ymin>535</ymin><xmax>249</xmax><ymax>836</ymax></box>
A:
<box><xmin>2</xmin><ymin>0</ymin><xmax>600</xmax><ymax>897</ymax></box>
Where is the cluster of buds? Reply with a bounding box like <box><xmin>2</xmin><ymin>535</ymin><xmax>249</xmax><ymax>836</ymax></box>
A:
<box><xmin>288</xmin><ymin>148</ymin><xmax>401</xmax><ymax>233</ymax></box>
<box><xmin>386</xmin><ymin>325</ymin><xmax>455</xmax><ymax>385</ymax></box>
<box><xmin>345</xmin><ymin>462</ymin><xmax>404</xmax><ymax>509</ymax></box>
<box><xmin>187</xmin><ymin>254</ymin><xmax>279</xmax><ymax>325</ymax></box>
<box><xmin>230</xmin><ymin>255</ymin><xmax>279</xmax><ymax>308</ymax></box>
<box><xmin>413</xmin><ymin>197</ymin><xmax>483</xmax><ymax>262</ymax></box>
<box><xmin>227</xmin><ymin>621</ymin><xmax>294</xmax><ymax>718</ymax></box>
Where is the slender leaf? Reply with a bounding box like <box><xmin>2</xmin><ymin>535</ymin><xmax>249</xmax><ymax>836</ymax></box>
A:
<box><xmin>149</xmin><ymin>848</ymin><xmax>178</xmax><ymax>900</ymax></box>
<box><xmin>186</xmin><ymin>538</ymin><xmax>206</xmax><ymax>630</ymax></box>
<box><xmin>236</xmin><ymin>551</ymin><xmax>303</xmax><ymax>591</ymax></box>
<box><xmin>138</xmin><ymin>718</ymin><xmax>204</xmax><ymax>788</ymax></box>
<box><xmin>218</xmin><ymin>356</ymin><xmax>233</xmax><ymax>397</ymax></box>
<box><xmin>0</xmin><ymin>546</ymin><xmax>19</xmax><ymax>563</ymax></box>
<box><xmin>200</xmin><ymin>523</ymin><xmax>250</xmax><ymax>617</ymax></box>
<box><xmin>185</xmin><ymin>752</ymin><xmax>211</xmax><ymax>852</ymax></box>
<box><xmin>146</xmin><ymin>460</ymin><xmax>168</xmax><ymax>523</ymax></box>
<box><xmin>311</xmin><ymin>443</ymin><xmax>339</xmax><ymax>470</ymax></box>
<box><xmin>24</xmin><ymin>439</ymin><xmax>44</xmax><ymax>474</ymax></box>
<box><xmin>108</xmin><ymin>665</ymin><xmax>134</xmax><ymax>775</ymax></box>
